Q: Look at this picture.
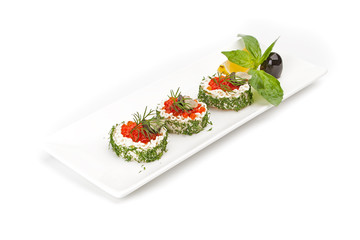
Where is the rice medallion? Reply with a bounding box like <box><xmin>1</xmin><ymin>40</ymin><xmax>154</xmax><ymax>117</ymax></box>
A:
<box><xmin>109</xmin><ymin>107</ymin><xmax>168</xmax><ymax>163</ymax></box>
<box><xmin>198</xmin><ymin>72</ymin><xmax>253</xmax><ymax>111</ymax></box>
<box><xmin>157</xmin><ymin>88</ymin><xmax>210</xmax><ymax>135</ymax></box>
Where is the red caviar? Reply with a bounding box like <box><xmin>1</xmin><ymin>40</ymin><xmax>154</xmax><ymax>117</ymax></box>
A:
<box><xmin>121</xmin><ymin>121</ymin><xmax>159</xmax><ymax>144</ymax></box>
<box><xmin>162</xmin><ymin>97</ymin><xmax>206</xmax><ymax>119</ymax></box>
<box><xmin>208</xmin><ymin>75</ymin><xmax>240</xmax><ymax>91</ymax></box>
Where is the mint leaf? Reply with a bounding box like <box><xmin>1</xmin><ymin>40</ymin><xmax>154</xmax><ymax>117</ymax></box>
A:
<box><xmin>222</xmin><ymin>50</ymin><xmax>255</xmax><ymax>68</ymax></box>
<box><xmin>248</xmin><ymin>69</ymin><xmax>283</xmax><ymax>106</ymax></box>
<box><xmin>240</xmin><ymin>35</ymin><xmax>262</xmax><ymax>62</ymax></box>
<box><xmin>259</xmin><ymin>37</ymin><xmax>279</xmax><ymax>65</ymax></box>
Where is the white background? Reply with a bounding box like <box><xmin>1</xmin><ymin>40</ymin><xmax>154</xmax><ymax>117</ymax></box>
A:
<box><xmin>1</xmin><ymin>0</ymin><xmax>359</xmax><ymax>239</ymax></box>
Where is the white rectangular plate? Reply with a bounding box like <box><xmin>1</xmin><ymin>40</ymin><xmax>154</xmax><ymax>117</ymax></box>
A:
<box><xmin>44</xmin><ymin>40</ymin><xmax>327</xmax><ymax>198</ymax></box>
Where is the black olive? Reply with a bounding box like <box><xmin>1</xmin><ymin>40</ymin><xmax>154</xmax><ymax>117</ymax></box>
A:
<box><xmin>260</xmin><ymin>52</ymin><xmax>283</xmax><ymax>78</ymax></box>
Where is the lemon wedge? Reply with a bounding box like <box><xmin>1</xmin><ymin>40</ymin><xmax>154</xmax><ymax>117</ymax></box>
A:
<box><xmin>218</xmin><ymin>60</ymin><xmax>249</xmax><ymax>74</ymax></box>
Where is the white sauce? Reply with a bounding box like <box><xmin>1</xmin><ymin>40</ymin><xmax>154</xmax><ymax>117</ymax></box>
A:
<box><xmin>112</xmin><ymin>125</ymin><xmax>166</xmax><ymax>150</ymax></box>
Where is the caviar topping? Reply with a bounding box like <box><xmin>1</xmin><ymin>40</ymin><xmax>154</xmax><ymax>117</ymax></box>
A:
<box><xmin>162</xmin><ymin>88</ymin><xmax>206</xmax><ymax>119</ymax></box>
<box><xmin>121</xmin><ymin>121</ymin><xmax>159</xmax><ymax>144</ymax></box>
<box><xmin>120</xmin><ymin>107</ymin><xmax>165</xmax><ymax>144</ymax></box>
<box><xmin>207</xmin><ymin>73</ymin><xmax>247</xmax><ymax>92</ymax></box>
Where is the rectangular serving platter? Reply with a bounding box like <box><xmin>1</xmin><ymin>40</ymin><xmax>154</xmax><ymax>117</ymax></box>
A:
<box><xmin>44</xmin><ymin>40</ymin><xmax>327</xmax><ymax>198</ymax></box>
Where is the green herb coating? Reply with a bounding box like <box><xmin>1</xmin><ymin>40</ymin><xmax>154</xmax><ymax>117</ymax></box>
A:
<box><xmin>197</xmin><ymin>86</ymin><xmax>253</xmax><ymax>111</ymax></box>
<box><xmin>156</xmin><ymin>110</ymin><xmax>210</xmax><ymax>135</ymax></box>
<box><xmin>109</xmin><ymin>124</ymin><xmax>168</xmax><ymax>163</ymax></box>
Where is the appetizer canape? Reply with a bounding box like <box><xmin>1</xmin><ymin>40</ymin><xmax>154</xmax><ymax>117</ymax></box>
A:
<box><xmin>198</xmin><ymin>72</ymin><xmax>253</xmax><ymax>111</ymax></box>
<box><xmin>157</xmin><ymin>88</ymin><xmax>210</xmax><ymax>135</ymax></box>
<box><xmin>109</xmin><ymin>107</ymin><xmax>168</xmax><ymax>163</ymax></box>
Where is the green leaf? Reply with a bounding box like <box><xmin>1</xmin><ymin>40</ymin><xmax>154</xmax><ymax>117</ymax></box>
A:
<box><xmin>240</xmin><ymin>35</ymin><xmax>262</xmax><ymax>62</ymax></box>
<box><xmin>248</xmin><ymin>69</ymin><xmax>283</xmax><ymax>106</ymax></box>
<box><xmin>259</xmin><ymin>37</ymin><xmax>279</xmax><ymax>65</ymax></box>
<box><xmin>221</xmin><ymin>50</ymin><xmax>255</xmax><ymax>68</ymax></box>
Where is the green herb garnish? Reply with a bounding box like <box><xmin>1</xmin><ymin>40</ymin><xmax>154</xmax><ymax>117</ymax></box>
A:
<box><xmin>248</xmin><ymin>69</ymin><xmax>283</xmax><ymax>106</ymax></box>
<box><xmin>211</xmin><ymin>72</ymin><xmax>248</xmax><ymax>92</ymax></box>
<box><xmin>221</xmin><ymin>35</ymin><xmax>283</xmax><ymax>106</ymax></box>
<box><xmin>168</xmin><ymin>88</ymin><xmax>194</xmax><ymax>112</ymax></box>
<box><xmin>130</xmin><ymin>107</ymin><xmax>164</xmax><ymax>141</ymax></box>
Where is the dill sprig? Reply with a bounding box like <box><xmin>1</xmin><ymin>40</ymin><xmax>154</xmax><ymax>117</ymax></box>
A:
<box><xmin>129</xmin><ymin>107</ymin><xmax>164</xmax><ymax>142</ymax></box>
<box><xmin>168</xmin><ymin>88</ymin><xmax>194</xmax><ymax>113</ymax></box>
<box><xmin>132</xmin><ymin>106</ymin><xmax>154</xmax><ymax>125</ymax></box>
<box><xmin>211</xmin><ymin>72</ymin><xmax>248</xmax><ymax>92</ymax></box>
